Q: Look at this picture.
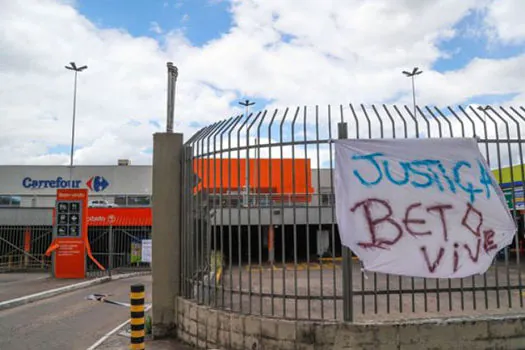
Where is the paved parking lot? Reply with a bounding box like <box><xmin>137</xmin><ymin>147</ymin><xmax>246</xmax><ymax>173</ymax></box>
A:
<box><xmin>191</xmin><ymin>260</ymin><xmax>525</xmax><ymax>322</ymax></box>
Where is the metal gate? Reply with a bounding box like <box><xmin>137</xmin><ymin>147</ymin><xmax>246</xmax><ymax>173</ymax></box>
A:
<box><xmin>180</xmin><ymin>104</ymin><xmax>525</xmax><ymax>322</ymax></box>
<box><xmin>0</xmin><ymin>225</ymin><xmax>52</xmax><ymax>272</ymax></box>
<box><xmin>87</xmin><ymin>224</ymin><xmax>152</xmax><ymax>277</ymax></box>
<box><xmin>0</xmin><ymin>223</ymin><xmax>151</xmax><ymax>276</ymax></box>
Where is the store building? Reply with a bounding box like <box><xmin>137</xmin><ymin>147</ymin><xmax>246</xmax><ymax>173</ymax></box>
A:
<box><xmin>0</xmin><ymin>164</ymin><xmax>152</xmax><ymax>208</ymax></box>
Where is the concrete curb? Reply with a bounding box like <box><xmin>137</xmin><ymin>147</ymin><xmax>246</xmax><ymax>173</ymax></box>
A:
<box><xmin>0</xmin><ymin>271</ymin><xmax>151</xmax><ymax>311</ymax></box>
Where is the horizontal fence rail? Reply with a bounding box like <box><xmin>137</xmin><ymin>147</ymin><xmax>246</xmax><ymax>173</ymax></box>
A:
<box><xmin>181</xmin><ymin>104</ymin><xmax>525</xmax><ymax>322</ymax></box>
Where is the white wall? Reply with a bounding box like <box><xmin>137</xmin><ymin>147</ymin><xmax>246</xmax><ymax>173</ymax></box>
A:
<box><xmin>0</xmin><ymin>165</ymin><xmax>152</xmax><ymax>196</ymax></box>
<box><xmin>0</xmin><ymin>207</ymin><xmax>53</xmax><ymax>225</ymax></box>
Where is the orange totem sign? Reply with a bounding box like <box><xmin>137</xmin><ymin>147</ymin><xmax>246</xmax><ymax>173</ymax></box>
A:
<box><xmin>46</xmin><ymin>189</ymin><xmax>89</xmax><ymax>278</ymax></box>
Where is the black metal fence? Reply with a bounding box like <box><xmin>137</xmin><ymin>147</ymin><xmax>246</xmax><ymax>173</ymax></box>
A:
<box><xmin>0</xmin><ymin>223</ymin><xmax>151</xmax><ymax>276</ymax></box>
<box><xmin>87</xmin><ymin>224</ymin><xmax>152</xmax><ymax>277</ymax></box>
<box><xmin>180</xmin><ymin>104</ymin><xmax>525</xmax><ymax>322</ymax></box>
<box><xmin>0</xmin><ymin>226</ymin><xmax>52</xmax><ymax>272</ymax></box>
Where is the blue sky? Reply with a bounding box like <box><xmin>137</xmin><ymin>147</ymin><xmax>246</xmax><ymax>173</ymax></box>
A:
<box><xmin>77</xmin><ymin>0</ymin><xmax>232</xmax><ymax>46</ymax></box>
<box><xmin>2</xmin><ymin>0</ymin><xmax>525</xmax><ymax>165</ymax></box>
<box><xmin>431</xmin><ymin>8</ymin><xmax>524</xmax><ymax>72</ymax></box>
<box><xmin>74</xmin><ymin>0</ymin><xmax>525</xmax><ymax>111</ymax></box>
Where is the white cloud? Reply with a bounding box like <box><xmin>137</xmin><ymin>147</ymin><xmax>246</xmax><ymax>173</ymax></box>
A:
<box><xmin>484</xmin><ymin>0</ymin><xmax>525</xmax><ymax>44</ymax></box>
<box><xmin>0</xmin><ymin>0</ymin><xmax>524</xmax><ymax>168</ymax></box>
<box><xmin>149</xmin><ymin>21</ymin><xmax>163</xmax><ymax>34</ymax></box>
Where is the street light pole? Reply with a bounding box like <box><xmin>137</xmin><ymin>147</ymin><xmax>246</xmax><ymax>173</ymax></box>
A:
<box><xmin>477</xmin><ymin>105</ymin><xmax>490</xmax><ymax>127</ymax></box>
<box><xmin>402</xmin><ymin>67</ymin><xmax>423</xmax><ymax>119</ymax></box>
<box><xmin>239</xmin><ymin>99</ymin><xmax>255</xmax><ymax>206</ymax></box>
<box><xmin>65</xmin><ymin>62</ymin><xmax>87</xmax><ymax>184</ymax></box>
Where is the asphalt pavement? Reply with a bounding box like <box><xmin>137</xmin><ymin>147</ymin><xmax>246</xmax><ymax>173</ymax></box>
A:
<box><xmin>0</xmin><ymin>275</ymin><xmax>152</xmax><ymax>350</ymax></box>
<box><xmin>0</xmin><ymin>272</ymin><xmax>83</xmax><ymax>302</ymax></box>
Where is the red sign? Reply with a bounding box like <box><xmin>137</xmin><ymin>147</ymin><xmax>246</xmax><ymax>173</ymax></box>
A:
<box><xmin>45</xmin><ymin>189</ymin><xmax>92</xmax><ymax>279</ymax></box>
<box><xmin>54</xmin><ymin>239</ymin><xmax>85</xmax><ymax>278</ymax></box>
<box><xmin>52</xmin><ymin>207</ymin><xmax>152</xmax><ymax>227</ymax></box>
<box><xmin>87</xmin><ymin>208</ymin><xmax>152</xmax><ymax>226</ymax></box>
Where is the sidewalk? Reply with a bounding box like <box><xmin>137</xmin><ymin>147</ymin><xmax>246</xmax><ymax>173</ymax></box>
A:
<box><xmin>96</xmin><ymin>335</ymin><xmax>193</xmax><ymax>350</ymax></box>
<box><xmin>94</xmin><ymin>309</ymin><xmax>195</xmax><ymax>350</ymax></box>
<box><xmin>95</xmin><ymin>324</ymin><xmax>194</xmax><ymax>350</ymax></box>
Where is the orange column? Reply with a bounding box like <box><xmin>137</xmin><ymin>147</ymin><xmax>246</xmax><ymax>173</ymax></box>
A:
<box><xmin>268</xmin><ymin>225</ymin><xmax>274</xmax><ymax>263</ymax></box>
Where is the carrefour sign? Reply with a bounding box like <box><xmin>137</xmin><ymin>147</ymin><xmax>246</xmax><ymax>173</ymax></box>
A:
<box><xmin>22</xmin><ymin>176</ymin><xmax>110</xmax><ymax>192</ymax></box>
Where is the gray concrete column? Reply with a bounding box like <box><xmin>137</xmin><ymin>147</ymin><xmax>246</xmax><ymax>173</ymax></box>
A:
<box><xmin>152</xmin><ymin>132</ymin><xmax>183</xmax><ymax>338</ymax></box>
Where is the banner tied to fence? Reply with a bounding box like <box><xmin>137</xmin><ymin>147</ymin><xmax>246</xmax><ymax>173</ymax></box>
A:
<box><xmin>334</xmin><ymin>138</ymin><xmax>517</xmax><ymax>279</ymax></box>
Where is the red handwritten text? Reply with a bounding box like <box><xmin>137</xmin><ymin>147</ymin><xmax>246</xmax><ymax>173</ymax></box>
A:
<box><xmin>351</xmin><ymin>199</ymin><xmax>499</xmax><ymax>274</ymax></box>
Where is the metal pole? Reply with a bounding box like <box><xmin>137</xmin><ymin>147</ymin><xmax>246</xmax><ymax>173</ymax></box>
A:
<box><xmin>255</xmin><ymin>136</ymin><xmax>259</xmax><ymax>206</ymax></box>
<box><xmin>245</xmin><ymin>105</ymin><xmax>249</xmax><ymax>205</ymax></box>
<box><xmin>69</xmin><ymin>70</ymin><xmax>78</xmax><ymax>183</ymax></box>
<box><xmin>478</xmin><ymin>105</ymin><xmax>489</xmax><ymax>124</ymax></box>
<box><xmin>411</xmin><ymin>75</ymin><xmax>417</xmax><ymax>119</ymax></box>
<box><xmin>402</xmin><ymin>67</ymin><xmax>422</xmax><ymax>122</ymax></box>
<box><xmin>166</xmin><ymin>62</ymin><xmax>178</xmax><ymax>133</ymax></box>
<box><xmin>108</xmin><ymin>225</ymin><xmax>113</xmax><ymax>277</ymax></box>
<box><xmin>238</xmin><ymin>100</ymin><xmax>255</xmax><ymax>206</ymax></box>
<box><xmin>338</xmin><ymin>121</ymin><xmax>353</xmax><ymax>322</ymax></box>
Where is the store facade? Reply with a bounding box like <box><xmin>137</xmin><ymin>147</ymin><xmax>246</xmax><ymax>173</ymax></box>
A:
<box><xmin>0</xmin><ymin>165</ymin><xmax>152</xmax><ymax>208</ymax></box>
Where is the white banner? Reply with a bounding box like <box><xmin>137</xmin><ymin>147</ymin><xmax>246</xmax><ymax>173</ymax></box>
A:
<box><xmin>141</xmin><ymin>239</ymin><xmax>152</xmax><ymax>263</ymax></box>
<box><xmin>335</xmin><ymin>138</ymin><xmax>516</xmax><ymax>278</ymax></box>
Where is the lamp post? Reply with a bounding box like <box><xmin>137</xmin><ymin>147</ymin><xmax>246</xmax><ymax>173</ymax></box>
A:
<box><xmin>65</xmin><ymin>62</ymin><xmax>87</xmax><ymax>184</ymax></box>
<box><xmin>402</xmin><ymin>67</ymin><xmax>423</xmax><ymax>119</ymax></box>
<box><xmin>478</xmin><ymin>105</ymin><xmax>490</xmax><ymax>117</ymax></box>
<box><xmin>239</xmin><ymin>99</ymin><xmax>255</xmax><ymax>206</ymax></box>
<box><xmin>477</xmin><ymin>105</ymin><xmax>490</xmax><ymax>132</ymax></box>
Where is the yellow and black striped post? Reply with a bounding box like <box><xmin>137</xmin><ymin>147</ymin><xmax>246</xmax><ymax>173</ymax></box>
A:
<box><xmin>130</xmin><ymin>284</ymin><xmax>145</xmax><ymax>349</ymax></box>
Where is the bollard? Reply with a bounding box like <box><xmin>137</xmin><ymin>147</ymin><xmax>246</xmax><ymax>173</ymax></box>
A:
<box><xmin>130</xmin><ymin>284</ymin><xmax>146</xmax><ymax>349</ymax></box>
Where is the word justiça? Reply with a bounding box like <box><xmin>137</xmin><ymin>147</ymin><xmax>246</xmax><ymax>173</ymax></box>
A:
<box><xmin>351</xmin><ymin>153</ymin><xmax>495</xmax><ymax>203</ymax></box>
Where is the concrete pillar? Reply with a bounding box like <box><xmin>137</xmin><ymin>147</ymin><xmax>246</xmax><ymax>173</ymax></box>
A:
<box><xmin>152</xmin><ymin>132</ymin><xmax>183</xmax><ymax>338</ymax></box>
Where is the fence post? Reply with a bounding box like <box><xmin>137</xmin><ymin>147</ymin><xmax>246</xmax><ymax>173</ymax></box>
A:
<box><xmin>338</xmin><ymin>121</ymin><xmax>354</xmax><ymax>322</ymax></box>
<box><xmin>130</xmin><ymin>283</ymin><xmax>146</xmax><ymax>349</ymax></box>
<box><xmin>108</xmin><ymin>225</ymin><xmax>114</xmax><ymax>277</ymax></box>
<box><xmin>152</xmin><ymin>132</ymin><xmax>183</xmax><ymax>337</ymax></box>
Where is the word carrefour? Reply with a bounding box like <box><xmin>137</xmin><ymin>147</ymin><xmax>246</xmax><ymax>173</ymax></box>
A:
<box><xmin>22</xmin><ymin>175</ymin><xmax>110</xmax><ymax>192</ymax></box>
<box><xmin>23</xmin><ymin>177</ymin><xmax>82</xmax><ymax>189</ymax></box>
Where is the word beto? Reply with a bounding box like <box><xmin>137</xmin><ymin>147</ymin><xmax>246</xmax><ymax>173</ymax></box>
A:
<box><xmin>350</xmin><ymin>198</ymin><xmax>498</xmax><ymax>274</ymax></box>
<box><xmin>22</xmin><ymin>177</ymin><xmax>82</xmax><ymax>189</ymax></box>
<box><xmin>351</xmin><ymin>153</ymin><xmax>495</xmax><ymax>203</ymax></box>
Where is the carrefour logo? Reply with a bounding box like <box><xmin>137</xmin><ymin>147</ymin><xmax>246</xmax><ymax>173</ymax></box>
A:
<box><xmin>22</xmin><ymin>175</ymin><xmax>110</xmax><ymax>192</ymax></box>
<box><xmin>86</xmin><ymin>176</ymin><xmax>110</xmax><ymax>192</ymax></box>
